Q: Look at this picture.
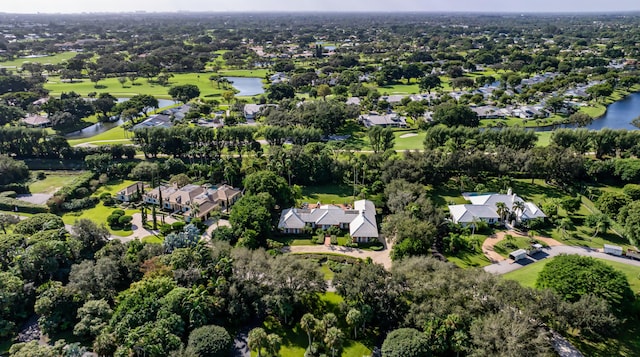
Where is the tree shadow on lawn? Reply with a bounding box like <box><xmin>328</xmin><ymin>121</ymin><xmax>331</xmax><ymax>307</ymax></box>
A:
<box><xmin>512</xmin><ymin>180</ymin><xmax>566</xmax><ymax>200</ymax></box>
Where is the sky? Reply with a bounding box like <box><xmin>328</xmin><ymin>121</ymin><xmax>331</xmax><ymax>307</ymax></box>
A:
<box><xmin>1</xmin><ymin>0</ymin><xmax>639</xmax><ymax>14</ymax></box>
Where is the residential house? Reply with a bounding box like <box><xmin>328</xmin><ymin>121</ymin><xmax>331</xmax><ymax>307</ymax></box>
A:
<box><xmin>448</xmin><ymin>189</ymin><xmax>546</xmax><ymax>225</ymax></box>
<box><xmin>132</xmin><ymin>114</ymin><xmax>172</xmax><ymax>130</ymax></box>
<box><xmin>470</xmin><ymin>105</ymin><xmax>506</xmax><ymax>119</ymax></box>
<box><xmin>115</xmin><ymin>182</ymin><xmax>144</xmax><ymax>202</ymax></box>
<box><xmin>346</xmin><ymin>97</ymin><xmax>361</xmax><ymax>106</ymax></box>
<box><xmin>21</xmin><ymin>115</ymin><xmax>51</xmax><ymax>128</ymax></box>
<box><xmin>359</xmin><ymin>112</ymin><xmax>408</xmax><ymax>128</ymax></box>
<box><xmin>143</xmin><ymin>183</ymin><xmax>242</xmax><ymax>220</ymax></box>
<box><xmin>278</xmin><ymin>199</ymin><xmax>379</xmax><ymax>243</ymax></box>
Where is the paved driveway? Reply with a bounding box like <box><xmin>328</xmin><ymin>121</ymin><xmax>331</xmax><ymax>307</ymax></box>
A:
<box><xmin>484</xmin><ymin>245</ymin><xmax>640</xmax><ymax>275</ymax></box>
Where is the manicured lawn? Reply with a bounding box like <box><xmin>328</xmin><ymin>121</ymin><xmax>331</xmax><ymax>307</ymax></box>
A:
<box><xmin>141</xmin><ymin>235</ymin><xmax>163</xmax><ymax>244</ymax></box>
<box><xmin>218</xmin><ymin>69</ymin><xmax>268</xmax><ymax>78</ymax></box>
<box><xmin>535</xmin><ymin>131</ymin><xmax>552</xmax><ymax>147</ymax></box>
<box><xmin>61</xmin><ymin>180</ymin><xmax>140</xmax><ymax>236</ymax></box>
<box><xmin>67</xmin><ymin>126</ymin><xmax>133</xmax><ymax>146</ymax></box>
<box><xmin>28</xmin><ymin>171</ymin><xmax>84</xmax><ymax>194</ymax></box>
<box><xmin>393</xmin><ymin>130</ymin><xmax>426</xmax><ymax>150</ymax></box>
<box><xmin>493</xmin><ymin>235</ymin><xmax>541</xmax><ymax>258</ymax></box>
<box><xmin>446</xmin><ymin>250</ymin><xmax>492</xmax><ymax>268</ymax></box>
<box><xmin>0</xmin><ymin>51</ymin><xmax>79</xmax><ymax>68</ymax></box>
<box><xmin>300</xmin><ymin>185</ymin><xmax>355</xmax><ymax>205</ymax></box>
<box><xmin>503</xmin><ymin>257</ymin><xmax>640</xmax><ymax>295</ymax></box>
<box><xmin>45</xmin><ymin>72</ymin><xmax>228</xmax><ymax>99</ymax></box>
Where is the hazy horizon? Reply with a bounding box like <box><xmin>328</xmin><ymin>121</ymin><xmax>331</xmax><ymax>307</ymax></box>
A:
<box><xmin>1</xmin><ymin>0</ymin><xmax>639</xmax><ymax>14</ymax></box>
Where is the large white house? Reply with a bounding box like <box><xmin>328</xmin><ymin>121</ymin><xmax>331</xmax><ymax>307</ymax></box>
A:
<box><xmin>448</xmin><ymin>190</ymin><xmax>546</xmax><ymax>225</ymax></box>
<box><xmin>278</xmin><ymin>200</ymin><xmax>378</xmax><ymax>243</ymax></box>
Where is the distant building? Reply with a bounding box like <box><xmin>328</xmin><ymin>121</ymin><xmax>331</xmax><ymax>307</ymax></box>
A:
<box><xmin>359</xmin><ymin>112</ymin><xmax>408</xmax><ymax>128</ymax></box>
<box><xmin>448</xmin><ymin>189</ymin><xmax>546</xmax><ymax>225</ymax></box>
<box><xmin>115</xmin><ymin>182</ymin><xmax>144</xmax><ymax>202</ymax></box>
<box><xmin>21</xmin><ymin>115</ymin><xmax>50</xmax><ymax>128</ymax></box>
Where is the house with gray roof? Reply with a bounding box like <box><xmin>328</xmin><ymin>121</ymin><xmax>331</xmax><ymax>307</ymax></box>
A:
<box><xmin>359</xmin><ymin>112</ymin><xmax>407</xmax><ymax>128</ymax></box>
<box><xmin>449</xmin><ymin>189</ymin><xmax>546</xmax><ymax>226</ymax></box>
<box><xmin>278</xmin><ymin>199</ymin><xmax>379</xmax><ymax>242</ymax></box>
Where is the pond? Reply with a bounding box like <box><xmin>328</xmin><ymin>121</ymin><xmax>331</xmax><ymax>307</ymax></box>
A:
<box><xmin>64</xmin><ymin>97</ymin><xmax>176</xmax><ymax>139</ymax></box>
<box><xmin>584</xmin><ymin>92</ymin><xmax>640</xmax><ymax>130</ymax></box>
<box><xmin>224</xmin><ymin>76</ymin><xmax>265</xmax><ymax>96</ymax></box>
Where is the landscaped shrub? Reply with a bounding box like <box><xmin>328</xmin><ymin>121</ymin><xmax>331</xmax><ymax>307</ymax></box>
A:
<box><xmin>100</xmin><ymin>193</ymin><xmax>114</xmax><ymax>206</ymax></box>
<box><xmin>61</xmin><ymin>197</ymin><xmax>99</xmax><ymax>212</ymax></box>
<box><xmin>160</xmin><ymin>223</ymin><xmax>173</xmax><ymax>235</ymax></box>
<box><xmin>330</xmin><ymin>235</ymin><xmax>338</xmax><ymax>245</ymax></box>
<box><xmin>118</xmin><ymin>215</ymin><xmax>133</xmax><ymax>230</ymax></box>
<box><xmin>0</xmin><ymin>197</ymin><xmax>49</xmax><ymax>214</ymax></box>
<box><xmin>14</xmin><ymin>214</ymin><xmax>63</xmax><ymax>235</ymax></box>
<box><xmin>0</xmin><ymin>191</ymin><xmax>17</xmax><ymax>198</ymax></box>
<box><xmin>0</xmin><ymin>183</ymin><xmax>30</xmax><ymax>194</ymax></box>
<box><xmin>53</xmin><ymin>172</ymin><xmax>96</xmax><ymax>200</ymax></box>
<box><xmin>171</xmin><ymin>221</ymin><xmax>185</xmax><ymax>232</ymax></box>
<box><xmin>111</xmin><ymin>209</ymin><xmax>125</xmax><ymax>217</ymax></box>
<box><xmin>107</xmin><ymin>209</ymin><xmax>126</xmax><ymax>229</ymax></box>
<box><xmin>315</xmin><ymin>236</ymin><xmax>325</xmax><ymax>244</ymax></box>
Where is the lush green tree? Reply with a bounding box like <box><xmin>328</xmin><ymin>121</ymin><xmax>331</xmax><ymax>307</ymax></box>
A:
<box><xmin>595</xmin><ymin>191</ymin><xmax>630</xmax><ymax>218</ymax></box>
<box><xmin>585</xmin><ymin>213</ymin><xmax>611</xmax><ymax>237</ymax></box>
<box><xmin>74</xmin><ymin>299</ymin><xmax>113</xmax><ymax>339</ymax></box>
<box><xmin>243</xmin><ymin>170</ymin><xmax>295</xmax><ymax>208</ymax></box>
<box><xmin>168</xmin><ymin>84</ymin><xmax>200</xmax><ymax>104</ymax></box>
<box><xmin>8</xmin><ymin>341</ymin><xmax>56</xmax><ymax>357</ymax></box>
<box><xmin>69</xmin><ymin>218</ymin><xmax>110</xmax><ymax>259</ymax></box>
<box><xmin>346</xmin><ymin>308</ymin><xmax>363</xmax><ymax>339</ymax></box>
<box><xmin>248</xmin><ymin>327</ymin><xmax>268</xmax><ymax>357</ymax></box>
<box><xmin>405</xmin><ymin>101</ymin><xmax>426</xmax><ymax>121</ymax></box>
<box><xmin>536</xmin><ymin>254</ymin><xmax>635</xmax><ymax>312</ymax></box>
<box><xmin>34</xmin><ymin>281</ymin><xmax>83</xmax><ymax>335</ymax></box>
<box><xmin>317</xmin><ymin>84</ymin><xmax>332</xmax><ymax>100</ymax></box>
<box><xmin>324</xmin><ymin>326</ymin><xmax>344</xmax><ymax>357</ymax></box>
<box><xmin>381</xmin><ymin>328</ymin><xmax>430</xmax><ymax>357</ymax></box>
<box><xmin>267</xmin><ymin>83</ymin><xmax>295</xmax><ymax>101</ymax></box>
<box><xmin>0</xmin><ymin>155</ymin><xmax>29</xmax><ymax>186</ymax></box>
<box><xmin>229</xmin><ymin>193</ymin><xmax>275</xmax><ymax>245</ymax></box>
<box><xmin>0</xmin><ymin>271</ymin><xmax>27</xmax><ymax>338</ymax></box>
<box><xmin>368</xmin><ymin>126</ymin><xmax>395</xmax><ymax>154</ymax></box>
<box><xmin>419</xmin><ymin>74</ymin><xmax>442</xmax><ymax>94</ymax></box>
<box><xmin>300</xmin><ymin>313</ymin><xmax>317</xmax><ymax>349</ymax></box>
<box><xmin>432</xmin><ymin>103</ymin><xmax>479</xmax><ymax>127</ymax></box>
<box><xmin>0</xmin><ymin>214</ymin><xmax>19</xmax><ymax>234</ymax></box>
<box><xmin>186</xmin><ymin>325</ymin><xmax>233</xmax><ymax>357</ymax></box>
<box><xmin>130</xmin><ymin>161</ymin><xmax>160</xmax><ymax>181</ymax></box>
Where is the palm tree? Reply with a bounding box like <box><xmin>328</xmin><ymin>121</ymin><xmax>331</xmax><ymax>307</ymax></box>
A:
<box><xmin>266</xmin><ymin>333</ymin><xmax>282</xmax><ymax>356</ymax></box>
<box><xmin>248</xmin><ymin>327</ymin><xmax>267</xmax><ymax>357</ymax></box>
<box><xmin>512</xmin><ymin>200</ymin><xmax>526</xmax><ymax>221</ymax></box>
<box><xmin>470</xmin><ymin>216</ymin><xmax>480</xmax><ymax>238</ymax></box>
<box><xmin>495</xmin><ymin>202</ymin><xmax>510</xmax><ymax>224</ymax></box>
<box><xmin>346</xmin><ymin>309</ymin><xmax>363</xmax><ymax>339</ymax></box>
<box><xmin>324</xmin><ymin>327</ymin><xmax>343</xmax><ymax>357</ymax></box>
<box><xmin>189</xmin><ymin>201</ymin><xmax>200</xmax><ymax>220</ymax></box>
<box><xmin>300</xmin><ymin>313</ymin><xmax>316</xmax><ymax>350</ymax></box>
<box><xmin>557</xmin><ymin>218</ymin><xmax>574</xmax><ymax>238</ymax></box>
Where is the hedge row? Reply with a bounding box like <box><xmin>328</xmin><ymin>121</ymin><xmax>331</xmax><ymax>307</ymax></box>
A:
<box><xmin>54</xmin><ymin>172</ymin><xmax>96</xmax><ymax>200</ymax></box>
<box><xmin>0</xmin><ymin>183</ymin><xmax>30</xmax><ymax>194</ymax></box>
<box><xmin>0</xmin><ymin>197</ymin><xmax>49</xmax><ymax>214</ymax></box>
<box><xmin>61</xmin><ymin>197</ymin><xmax>99</xmax><ymax>212</ymax></box>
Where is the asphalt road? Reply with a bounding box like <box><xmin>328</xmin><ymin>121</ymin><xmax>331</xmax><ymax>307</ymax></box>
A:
<box><xmin>484</xmin><ymin>245</ymin><xmax>640</xmax><ymax>274</ymax></box>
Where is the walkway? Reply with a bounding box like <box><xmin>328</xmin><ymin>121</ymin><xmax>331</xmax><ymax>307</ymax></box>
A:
<box><xmin>282</xmin><ymin>238</ymin><xmax>392</xmax><ymax>270</ymax></box>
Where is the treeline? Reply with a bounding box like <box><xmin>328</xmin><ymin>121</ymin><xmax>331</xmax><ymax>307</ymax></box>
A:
<box><xmin>262</xmin><ymin>99</ymin><xmax>359</xmax><ymax>135</ymax></box>
<box><xmin>424</xmin><ymin>126</ymin><xmax>538</xmax><ymax>151</ymax></box>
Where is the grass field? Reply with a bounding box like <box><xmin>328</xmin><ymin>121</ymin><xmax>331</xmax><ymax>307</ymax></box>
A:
<box><xmin>0</xmin><ymin>51</ymin><xmax>79</xmax><ymax>68</ymax></box>
<box><xmin>503</xmin><ymin>257</ymin><xmax>640</xmax><ymax>296</ymax></box>
<box><xmin>393</xmin><ymin>130</ymin><xmax>426</xmax><ymax>150</ymax></box>
<box><xmin>535</xmin><ymin>131</ymin><xmax>552</xmax><ymax>147</ymax></box>
<box><xmin>300</xmin><ymin>185</ymin><xmax>355</xmax><ymax>205</ymax></box>
<box><xmin>218</xmin><ymin>69</ymin><xmax>268</xmax><ymax>78</ymax></box>
<box><xmin>67</xmin><ymin>126</ymin><xmax>133</xmax><ymax>146</ymax></box>
<box><xmin>45</xmin><ymin>72</ymin><xmax>228</xmax><ymax>99</ymax></box>
<box><xmin>28</xmin><ymin>171</ymin><xmax>84</xmax><ymax>194</ymax></box>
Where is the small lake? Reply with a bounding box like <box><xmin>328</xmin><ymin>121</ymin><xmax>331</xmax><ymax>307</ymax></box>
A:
<box><xmin>583</xmin><ymin>92</ymin><xmax>640</xmax><ymax>130</ymax></box>
<box><xmin>65</xmin><ymin>97</ymin><xmax>176</xmax><ymax>139</ymax></box>
<box><xmin>224</xmin><ymin>76</ymin><xmax>265</xmax><ymax>96</ymax></box>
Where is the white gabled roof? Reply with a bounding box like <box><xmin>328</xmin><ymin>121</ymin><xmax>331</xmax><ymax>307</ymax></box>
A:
<box><xmin>350</xmin><ymin>212</ymin><xmax>378</xmax><ymax>238</ymax></box>
<box><xmin>448</xmin><ymin>204</ymin><xmax>500</xmax><ymax>224</ymax></box>
<box><xmin>278</xmin><ymin>209</ymin><xmax>306</xmax><ymax>229</ymax></box>
<box><xmin>522</xmin><ymin>202</ymin><xmax>546</xmax><ymax>219</ymax></box>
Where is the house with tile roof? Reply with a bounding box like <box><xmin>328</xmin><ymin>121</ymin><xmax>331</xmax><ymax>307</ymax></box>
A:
<box><xmin>143</xmin><ymin>183</ymin><xmax>242</xmax><ymax>220</ymax></box>
<box><xmin>278</xmin><ymin>199</ymin><xmax>379</xmax><ymax>242</ymax></box>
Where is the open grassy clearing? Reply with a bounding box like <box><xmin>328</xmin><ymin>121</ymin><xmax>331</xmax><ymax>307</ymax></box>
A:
<box><xmin>392</xmin><ymin>130</ymin><xmax>426</xmax><ymax>150</ymax></box>
<box><xmin>45</xmin><ymin>72</ymin><xmax>228</xmax><ymax>99</ymax></box>
<box><xmin>218</xmin><ymin>69</ymin><xmax>268</xmax><ymax>78</ymax></box>
<box><xmin>67</xmin><ymin>126</ymin><xmax>133</xmax><ymax>146</ymax></box>
<box><xmin>535</xmin><ymin>131</ymin><xmax>552</xmax><ymax>147</ymax></box>
<box><xmin>300</xmin><ymin>184</ymin><xmax>356</xmax><ymax>206</ymax></box>
<box><xmin>28</xmin><ymin>171</ymin><xmax>84</xmax><ymax>194</ymax></box>
<box><xmin>0</xmin><ymin>51</ymin><xmax>79</xmax><ymax>68</ymax></box>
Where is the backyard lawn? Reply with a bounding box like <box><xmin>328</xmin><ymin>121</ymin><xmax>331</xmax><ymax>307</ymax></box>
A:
<box><xmin>300</xmin><ymin>185</ymin><xmax>355</xmax><ymax>206</ymax></box>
